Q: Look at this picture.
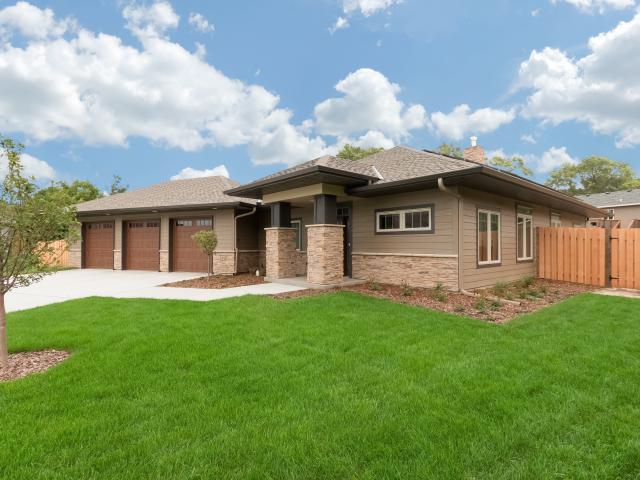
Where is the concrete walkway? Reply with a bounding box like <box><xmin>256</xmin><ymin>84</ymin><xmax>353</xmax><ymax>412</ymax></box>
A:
<box><xmin>594</xmin><ymin>288</ymin><xmax>640</xmax><ymax>299</ymax></box>
<box><xmin>5</xmin><ymin>269</ymin><xmax>304</xmax><ymax>313</ymax></box>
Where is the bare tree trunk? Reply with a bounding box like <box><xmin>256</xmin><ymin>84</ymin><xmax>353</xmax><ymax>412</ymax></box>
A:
<box><xmin>208</xmin><ymin>254</ymin><xmax>212</xmax><ymax>277</ymax></box>
<box><xmin>0</xmin><ymin>293</ymin><xmax>8</xmax><ymax>369</ymax></box>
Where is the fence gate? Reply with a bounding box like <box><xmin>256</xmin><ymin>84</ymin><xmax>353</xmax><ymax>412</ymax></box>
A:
<box><xmin>537</xmin><ymin>227</ymin><xmax>606</xmax><ymax>287</ymax></box>
<box><xmin>610</xmin><ymin>229</ymin><xmax>640</xmax><ymax>289</ymax></box>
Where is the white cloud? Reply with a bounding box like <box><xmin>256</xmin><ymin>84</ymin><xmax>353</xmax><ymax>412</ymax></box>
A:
<box><xmin>329</xmin><ymin>16</ymin><xmax>349</xmax><ymax>34</ymax></box>
<box><xmin>429</xmin><ymin>104</ymin><xmax>516</xmax><ymax>141</ymax></box>
<box><xmin>0</xmin><ymin>1</ymin><xmax>75</xmax><ymax>39</ymax></box>
<box><xmin>122</xmin><ymin>1</ymin><xmax>179</xmax><ymax>38</ymax></box>
<box><xmin>487</xmin><ymin>146</ymin><xmax>577</xmax><ymax>173</ymax></box>
<box><xmin>170</xmin><ymin>164</ymin><xmax>229</xmax><ymax>180</ymax></box>
<box><xmin>536</xmin><ymin>146</ymin><xmax>578</xmax><ymax>172</ymax></box>
<box><xmin>0</xmin><ymin>152</ymin><xmax>56</xmax><ymax>180</ymax></box>
<box><xmin>531</xmin><ymin>8</ymin><xmax>541</xmax><ymax>17</ymax></box>
<box><xmin>188</xmin><ymin>12</ymin><xmax>214</xmax><ymax>33</ymax></box>
<box><xmin>0</xmin><ymin>2</ymin><xmax>427</xmax><ymax>168</ymax></box>
<box><xmin>521</xmin><ymin>133</ymin><xmax>537</xmax><ymax>144</ymax></box>
<box><xmin>342</xmin><ymin>0</ymin><xmax>402</xmax><ymax>17</ymax></box>
<box><xmin>551</xmin><ymin>0</ymin><xmax>635</xmax><ymax>14</ymax></box>
<box><xmin>313</xmin><ymin>68</ymin><xmax>426</xmax><ymax>142</ymax></box>
<box><xmin>519</xmin><ymin>11</ymin><xmax>640</xmax><ymax>147</ymax></box>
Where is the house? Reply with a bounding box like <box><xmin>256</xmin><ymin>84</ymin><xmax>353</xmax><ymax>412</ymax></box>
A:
<box><xmin>73</xmin><ymin>141</ymin><xmax>604</xmax><ymax>290</ymax></box>
<box><xmin>73</xmin><ymin>176</ymin><xmax>265</xmax><ymax>274</ymax></box>
<box><xmin>577</xmin><ymin>188</ymin><xmax>640</xmax><ymax>229</ymax></box>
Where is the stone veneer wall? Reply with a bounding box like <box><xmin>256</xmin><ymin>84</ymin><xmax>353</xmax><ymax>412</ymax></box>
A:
<box><xmin>212</xmin><ymin>251</ymin><xmax>235</xmax><ymax>275</ymax></box>
<box><xmin>294</xmin><ymin>251</ymin><xmax>307</xmax><ymax>276</ymax></box>
<box><xmin>68</xmin><ymin>223</ymin><xmax>83</xmax><ymax>268</ymax></box>
<box><xmin>306</xmin><ymin>224</ymin><xmax>344</xmax><ymax>285</ymax></box>
<box><xmin>352</xmin><ymin>253</ymin><xmax>459</xmax><ymax>290</ymax></box>
<box><xmin>237</xmin><ymin>250</ymin><xmax>261</xmax><ymax>274</ymax></box>
<box><xmin>265</xmin><ymin>228</ymin><xmax>298</xmax><ymax>278</ymax></box>
<box><xmin>159</xmin><ymin>250</ymin><xmax>169</xmax><ymax>272</ymax></box>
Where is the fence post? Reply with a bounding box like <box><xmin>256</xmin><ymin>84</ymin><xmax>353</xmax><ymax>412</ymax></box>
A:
<box><xmin>604</xmin><ymin>227</ymin><xmax>612</xmax><ymax>288</ymax></box>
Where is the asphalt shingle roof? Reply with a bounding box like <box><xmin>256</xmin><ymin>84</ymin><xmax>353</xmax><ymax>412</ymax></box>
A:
<box><xmin>576</xmin><ymin>188</ymin><xmax>640</xmax><ymax>207</ymax></box>
<box><xmin>76</xmin><ymin>176</ymin><xmax>256</xmax><ymax>213</ymax></box>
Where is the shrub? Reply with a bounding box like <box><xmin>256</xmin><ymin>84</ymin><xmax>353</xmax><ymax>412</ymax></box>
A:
<box><xmin>474</xmin><ymin>296</ymin><xmax>487</xmax><ymax>313</ymax></box>
<box><xmin>400</xmin><ymin>281</ymin><xmax>413</xmax><ymax>297</ymax></box>
<box><xmin>490</xmin><ymin>299</ymin><xmax>501</xmax><ymax>311</ymax></box>
<box><xmin>519</xmin><ymin>276</ymin><xmax>535</xmax><ymax>289</ymax></box>
<box><xmin>367</xmin><ymin>279</ymin><xmax>381</xmax><ymax>291</ymax></box>
<box><xmin>431</xmin><ymin>282</ymin><xmax>448</xmax><ymax>302</ymax></box>
<box><xmin>492</xmin><ymin>281</ymin><xmax>508</xmax><ymax>298</ymax></box>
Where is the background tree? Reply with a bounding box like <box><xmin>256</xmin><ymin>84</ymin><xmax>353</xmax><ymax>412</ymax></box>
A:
<box><xmin>0</xmin><ymin>136</ymin><xmax>79</xmax><ymax>368</ymax></box>
<box><xmin>437</xmin><ymin>143</ymin><xmax>463</xmax><ymax>159</ymax></box>
<box><xmin>191</xmin><ymin>230</ymin><xmax>218</xmax><ymax>277</ymax></box>
<box><xmin>545</xmin><ymin>156</ymin><xmax>640</xmax><ymax>195</ymax></box>
<box><xmin>488</xmin><ymin>155</ymin><xmax>533</xmax><ymax>177</ymax></box>
<box><xmin>37</xmin><ymin>180</ymin><xmax>102</xmax><ymax>205</ymax></box>
<box><xmin>110</xmin><ymin>175</ymin><xmax>128</xmax><ymax>195</ymax></box>
<box><xmin>337</xmin><ymin>144</ymin><xmax>384</xmax><ymax>161</ymax></box>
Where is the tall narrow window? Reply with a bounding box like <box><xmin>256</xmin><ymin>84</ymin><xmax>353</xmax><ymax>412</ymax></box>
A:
<box><xmin>478</xmin><ymin>209</ymin><xmax>501</xmax><ymax>265</ymax></box>
<box><xmin>517</xmin><ymin>207</ymin><xmax>533</xmax><ymax>261</ymax></box>
<box><xmin>550</xmin><ymin>213</ymin><xmax>562</xmax><ymax>228</ymax></box>
<box><xmin>291</xmin><ymin>220</ymin><xmax>302</xmax><ymax>250</ymax></box>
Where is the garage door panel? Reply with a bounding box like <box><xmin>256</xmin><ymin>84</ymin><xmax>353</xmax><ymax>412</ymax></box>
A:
<box><xmin>84</xmin><ymin>222</ymin><xmax>114</xmax><ymax>269</ymax></box>
<box><xmin>172</xmin><ymin>218</ymin><xmax>212</xmax><ymax>272</ymax></box>
<box><xmin>125</xmin><ymin>220</ymin><xmax>160</xmax><ymax>271</ymax></box>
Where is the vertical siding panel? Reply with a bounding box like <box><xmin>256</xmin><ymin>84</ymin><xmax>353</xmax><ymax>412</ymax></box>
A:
<box><xmin>611</xmin><ymin>229</ymin><xmax>619</xmax><ymax>288</ymax></box>
<box><xmin>577</xmin><ymin>228</ymin><xmax>585</xmax><ymax>284</ymax></box>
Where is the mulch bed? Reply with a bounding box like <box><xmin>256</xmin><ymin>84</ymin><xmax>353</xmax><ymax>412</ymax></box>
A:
<box><xmin>272</xmin><ymin>279</ymin><xmax>595</xmax><ymax>323</ymax></box>
<box><xmin>0</xmin><ymin>350</ymin><xmax>70</xmax><ymax>383</ymax></box>
<box><xmin>163</xmin><ymin>273</ymin><xmax>265</xmax><ymax>289</ymax></box>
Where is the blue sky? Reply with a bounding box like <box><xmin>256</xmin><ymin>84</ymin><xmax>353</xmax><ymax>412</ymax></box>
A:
<box><xmin>0</xmin><ymin>0</ymin><xmax>639</xmax><ymax>191</ymax></box>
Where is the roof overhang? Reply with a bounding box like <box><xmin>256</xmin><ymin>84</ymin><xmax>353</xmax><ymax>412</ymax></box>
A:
<box><xmin>225</xmin><ymin>166</ymin><xmax>377</xmax><ymax>199</ymax></box>
<box><xmin>348</xmin><ymin>166</ymin><xmax>606</xmax><ymax>218</ymax></box>
<box><xmin>75</xmin><ymin>201</ymin><xmax>256</xmax><ymax>217</ymax></box>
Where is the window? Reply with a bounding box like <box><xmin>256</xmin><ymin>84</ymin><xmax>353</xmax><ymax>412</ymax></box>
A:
<box><xmin>478</xmin><ymin>209</ymin><xmax>500</xmax><ymax>265</ymax></box>
<box><xmin>291</xmin><ymin>219</ymin><xmax>302</xmax><ymax>250</ymax></box>
<box><xmin>517</xmin><ymin>207</ymin><xmax>533</xmax><ymax>261</ymax></box>
<box><xmin>550</xmin><ymin>213</ymin><xmax>562</xmax><ymax>228</ymax></box>
<box><xmin>103</xmin><ymin>223</ymin><xmax>113</xmax><ymax>229</ymax></box>
<box><xmin>376</xmin><ymin>206</ymin><xmax>432</xmax><ymax>233</ymax></box>
<box><xmin>146</xmin><ymin>222</ymin><xmax>159</xmax><ymax>228</ymax></box>
<box><xmin>175</xmin><ymin>220</ymin><xmax>193</xmax><ymax>227</ymax></box>
<box><xmin>196</xmin><ymin>219</ymin><xmax>212</xmax><ymax>227</ymax></box>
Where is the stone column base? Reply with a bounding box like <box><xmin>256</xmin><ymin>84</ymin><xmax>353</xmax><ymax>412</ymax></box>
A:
<box><xmin>159</xmin><ymin>250</ymin><xmax>169</xmax><ymax>272</ymax></box>
<box><xmin>113</xmin><ymin>249</ymin><xmax>122</xmax><ymax>270</ymax></box>
<box><xmin>306</xmin><ymin>224</ymin><xmax>344</xmax><ymax>285</ymax></box>
<box><xmin>265</xmin><ymin>228</ymin><xmax>298</xmax><ymax>279</ymax></box>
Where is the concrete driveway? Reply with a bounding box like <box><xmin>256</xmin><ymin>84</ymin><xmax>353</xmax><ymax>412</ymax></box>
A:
<box><xmin>5</xmin><ymin>269</ymin><xmax>304</xmax><ymax>313</ymax></box>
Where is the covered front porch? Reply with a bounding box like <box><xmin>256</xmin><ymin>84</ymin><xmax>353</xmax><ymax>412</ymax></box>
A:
<box><xmin>263</xmin><ymin>184</ymin><xmax>354</xmax><ymax>286</ymax></box>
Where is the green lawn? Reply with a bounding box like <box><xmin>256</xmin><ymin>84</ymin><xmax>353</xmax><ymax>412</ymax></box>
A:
<box><xmin>1</xmin><ymin>293</ymin><xmax>639</xmax><ymax>479</ymax></box>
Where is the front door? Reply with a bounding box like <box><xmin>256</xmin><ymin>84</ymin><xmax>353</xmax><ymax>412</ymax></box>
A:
<box><xmin>337</xmin><ymin>204</ymin><xmax>352</xmax><ymax>277</ymax></box>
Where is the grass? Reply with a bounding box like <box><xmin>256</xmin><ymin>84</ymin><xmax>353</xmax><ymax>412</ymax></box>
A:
<box><xmin>1</xmin><ymin>293</ymin><xmax>640</xmax><ymax>479</ymax></box>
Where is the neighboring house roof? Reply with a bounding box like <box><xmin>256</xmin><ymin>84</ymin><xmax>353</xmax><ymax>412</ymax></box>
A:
<box><xmin>76</xmin><ymin>176</ymin><xmax>257</xmax><ymax>215</ymax></box>
<box><xmin>576</xmin><ymin>188</ymin><xmax>640</xmax><ymax>208</ymax></box>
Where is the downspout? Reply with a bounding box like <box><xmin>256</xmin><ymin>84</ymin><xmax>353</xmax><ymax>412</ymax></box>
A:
<box><xmin>234</xmin><ymin>206</ymin><xmax>257</xmax><ymax>274</ymax></box>
<box><xmin>437</xmin><ymin>178</ymin><xmax>467</xmax><ymax>293</ymax></box>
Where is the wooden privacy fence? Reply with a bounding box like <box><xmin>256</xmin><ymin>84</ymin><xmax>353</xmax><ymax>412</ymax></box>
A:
<box><xmin>537</xmin><ymin>227</ymin><xmax>606</xmax><ymax>287</ymax></box>
<box><xmin>39</xmin><ymin>240</ymin><xmax>70</xmax><ymax>267</ymax></box>
<box><xmin>537</xmin><ymin>227</ymin><xmax>640</xmax><ymax>289</ymax></box>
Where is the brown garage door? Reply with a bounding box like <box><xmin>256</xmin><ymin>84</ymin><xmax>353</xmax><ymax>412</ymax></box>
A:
<box><xmin>171</xmin><ymin>218</ymin><xmax>213</xmax><ymax>272</ymax></box>
<box><xmin>125</xmin><ymin>220</ymin><xmax>160</xmax><ymax>271</ymax></box>
<box><xmin>84</xmin><ymin>222</ymin><xmax>114</xmax><ymax>269</ymax></box>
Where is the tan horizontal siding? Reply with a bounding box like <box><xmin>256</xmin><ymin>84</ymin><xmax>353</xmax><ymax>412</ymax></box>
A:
<box><xmin>352</xmin><ymin>190</ymin><xmax>457</xmax><ymax>255</ymax></box>
<box><xmin>460</xmin><ymin>188</ymin><xmax>588</xmax><ymax>290</ymax></box>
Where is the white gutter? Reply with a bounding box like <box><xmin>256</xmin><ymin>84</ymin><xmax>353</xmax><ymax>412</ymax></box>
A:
<box><xmin>233</xmin><ymin>206</ymin><xmax>258</xmax><ymax>273</ymax></box>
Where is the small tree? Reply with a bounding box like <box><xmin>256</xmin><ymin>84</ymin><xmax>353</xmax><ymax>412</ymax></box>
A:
<box><xmin>488</xmin><ymin>155</ymin><xmax>533</xmax><ymax>177</ymax></box>
<box><xmin>0</xmin><ymin>136</ymin><xmax>79</xmax><ymax>368</ymax></box>
<box><xmin>545</xmin><ymin>156</ymin><xmax>640</xmax><ymax>195</ymax></box>
<box><xmin>191</xmin><ymin>230</ymin><xmax>217</xmax><ymax>276</ymax></box>
<box><xmin>110</xmin><ymin>175</ymin><xmax>128</xmax><ymax>195</ymax></box>
<box><xmin>437</xmin><ymin>143</ymin><xmax>464</xmax><ymax>159</ymax></box>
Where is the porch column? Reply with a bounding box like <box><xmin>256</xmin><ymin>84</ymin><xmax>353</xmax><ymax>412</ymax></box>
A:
<box><xmin>265</xmin><ymin>202</ymin><xmax>297</xmax><ymax>279</ymax></box>
<box><xmin>159</xmin><ymin>216</ymin><xmax>170</xmax><ymax>272</ymax></box>
<box><xmin>113</xmin><ymin>217</ymin><xmax>123</xmax><ymax>270</ymax></box>
<box><xmin>307</xmin><ymin>194</ymin><xmax>344</xmax><ymax>285</ymax></box>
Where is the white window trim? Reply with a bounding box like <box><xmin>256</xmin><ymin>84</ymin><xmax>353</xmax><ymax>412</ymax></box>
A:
<box><xmin>290</xmin><ymin>219</ymin><xmax>302</xmax><ymax>250</ymax></box>
<box><xmin>478</xmin><ymin>209</ymin><xmax>501</xmax><ymax>265</ymax></box>
<box><xmin>517</xmin><ymin>212</ymin><xmax>534</xmax><ymax>261</ymax></box>
<box><xmin>550</xmin><ymin>213</ymin><xmax>562</xmax><ymax>228</ymax></box>
<box><xmin>375</xmin><ymin>207</ymin><xmax>432</xmax><ymax>233</ymax></box>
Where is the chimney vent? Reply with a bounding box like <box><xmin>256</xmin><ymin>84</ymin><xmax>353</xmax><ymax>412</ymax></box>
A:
<box><xmin>463</xmin><ymin>136</ymin><xmax>485</xmax><ymax>163</ymax></box>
